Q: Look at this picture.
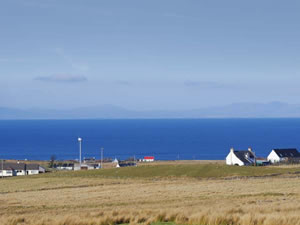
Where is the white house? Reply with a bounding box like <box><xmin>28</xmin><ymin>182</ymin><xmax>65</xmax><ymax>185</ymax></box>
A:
<box><xmin>143</xmin><ymin>156</ymin><xmax>154</xmax><ymax>162</ymax></box>
<box><xmin>26</xmin><ymin>164</ymin><xmax>45</xmax><ymax>175</ymax></box>
<box><xmin>226</xmin><ymin>147</ymin><xmax>256</xmax><ymax>166</ymax></box>
<box><xmin>74</xmin><ymin>163</ymin><xmax>101</xmax><ymax>170</ymax></box>
<box><xmin>0</xmin><ymin>165</ymin><xmax>14</xmax><ymax>177</ymax></box>
<box><xmin>0</xmin><ymin>163</ymin><xmax>45</xmax><ymax>177</ymax></box>
<box><xmin>267</xmin><ymin>148</ymin><xmax>300</xmax><ymax>163</ymax></box>
<box><xmin>55</xmin><ymin>163</ymin><xmax>74</xmax><ymax>170</ymax></box>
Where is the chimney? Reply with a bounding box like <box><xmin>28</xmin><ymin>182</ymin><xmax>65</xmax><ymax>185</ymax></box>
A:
<box><xmin>248</xmin><ymin>147</ymin><xmax>252</xmax><ymax>152</ymax></box>
<box><xmin>230</xmin><ymin>147</ymin><xmax>234</xmax><ymax>153</ymax></box>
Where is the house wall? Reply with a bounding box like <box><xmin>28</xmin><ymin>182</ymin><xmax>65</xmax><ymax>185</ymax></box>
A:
<box><xmin>27</xmin><ymin>170</ymin><xmax>39</xmax><ymax>175</ymax></box>
<box><xmin>56</xmin><ymin>166</ymin><xmax>73</xmax><ymax>170</ymax></box>
<box><xmin>0</xmin><ymin>170</ymin><xmax>14</xmax><ymax>177</ymax></box>
<box><xmin>15</xmin><ymin>170</ymin><xmax>26</xmax><ymax>176</ymax></box>
<box><xmin>226</xmin><ymin>151</ymin><xmax>244</xmax><ymax>166</ymax></box>
<box><xmin>143</xmin><ymin>159</ymin><xmax>154</xmax><ymax>162</ymax></box>
<box><xmin>39</xmin><ymin>167</ymin><xmax>46</xmax><ymax>173</ymax></box>
<box><xmin>74</xmin><ymin>164</ymin><xmax>98</xmax><ymax>170</ymax></box>
<box><xmin>267</xmin><ymin>150</ymin><xmax>281</xmax><ymax>163</ymax></box>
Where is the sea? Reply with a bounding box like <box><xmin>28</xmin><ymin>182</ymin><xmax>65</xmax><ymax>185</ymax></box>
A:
<box><xmin>1</xmin><ymin>119</ymin><xmax>300</xmax><ymax>161</ymax></box>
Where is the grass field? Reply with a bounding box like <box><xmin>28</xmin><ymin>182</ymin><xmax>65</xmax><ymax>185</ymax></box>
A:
<box><xmin>1</xmin><ymin>162</ymin><xmax>300</xmax><ymax>225</ymax></box>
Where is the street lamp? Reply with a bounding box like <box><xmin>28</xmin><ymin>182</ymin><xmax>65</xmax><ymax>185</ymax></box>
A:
<box><xmin>78</xmin><ymin>137</ymin><xmax>82</xmax><ymax>167</ymax></box>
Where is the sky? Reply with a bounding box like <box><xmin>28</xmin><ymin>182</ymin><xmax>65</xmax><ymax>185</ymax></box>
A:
<box><xmin>1</xmin><ymin>0</ymin><xmax>300</xmax><ymax>111</ymax></box>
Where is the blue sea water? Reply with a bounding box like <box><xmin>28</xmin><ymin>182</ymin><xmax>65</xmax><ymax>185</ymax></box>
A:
<box><xmin>1</xmin><ymin>119</ymin><xmax>300</xmax><ymax>161</ymax></box>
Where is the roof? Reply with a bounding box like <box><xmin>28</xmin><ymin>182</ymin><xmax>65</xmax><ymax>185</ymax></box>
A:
<box><xmin>234</xmin><ymin>151</ymin><xmax>255</xmax><ymax>165</ymax></box>
<box><xmin>0</xmin><ymin>163</ymin><xmax>42</xmax><ymax>171</ymax></box>
<box><xmin>144</xmin><ymin>156</ymin><xmax>154</xmax><ymax>159</ymax></box>
<box><xmin>273</xmin><ymin>149</ymin><xmax>300</xmax><ymax>158</ymax></box>
<box><xmin>0</xmin><ymin>163</ymin><xmax>26</xmax><ymax>171</ymax></box>
<box><xmin>26</xmin><ymin>164</ymin><xmax>40</xmax><ymax>170</ymax></box>
<box><xmin>118</xmin><ymin>162</ymin><xmax>136</xmax><ymax>167</ymax></box>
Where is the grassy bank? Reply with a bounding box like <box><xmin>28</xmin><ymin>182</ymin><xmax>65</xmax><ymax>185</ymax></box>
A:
<box><xmin>40</xmin><ymin>163</ymin><xmax>300</xmax><ymax>179</ymax></box>
<box><xmin>1</xmin><ymin>162</ymin><xmax>300</xmax><ymax>225</ymax></box>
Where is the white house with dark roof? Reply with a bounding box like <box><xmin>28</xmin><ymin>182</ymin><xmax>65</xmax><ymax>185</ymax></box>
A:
<box><xmin>0</xmin><ymin>163</ymin><xmax>45</xmax><ymax>177</ymax></box>
<box><xmin>226</xmin><ymin>147</ymin><xmax>256</xmax><ymax>166</ymax></box>
<box><xmin>267</xmin><ymin>148</ymin><xmax>300</xmax><ymax>163</ymax></box>
<box><xmin>26</xmin><ymin>164</ymin><xmax>45</xmax><ymax>175</ymax></box>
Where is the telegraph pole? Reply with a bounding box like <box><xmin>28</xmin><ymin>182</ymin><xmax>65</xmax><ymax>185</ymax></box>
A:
<box><xmin>101</xmin><ymin>147</ymin><xmax>104</xmax><ymax>169</ymax></box>
<box><xmin>1</xmin><ymin>159</ymin><xmax>3</xmax><ymax>179</ymax></box>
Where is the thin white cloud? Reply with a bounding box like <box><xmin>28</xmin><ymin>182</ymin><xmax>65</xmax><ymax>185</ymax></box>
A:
<box><xmin>35</xmin><ymin>74</ymin><xmax>87</xmax><ymax>83</ymax></box>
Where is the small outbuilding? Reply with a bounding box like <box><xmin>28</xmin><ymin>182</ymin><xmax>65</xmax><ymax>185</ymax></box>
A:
<box><xmin>55</xmin><ymin>163</ymin><xmax>74</xmax><ymax>170</ymax></box>
<box><xmin>267</xmin><ymin>148</ymin><xmax>300</xmax><ymax>163</ymax></box>
<box><xmin>226</xmin><ymin>147</ymin><xmax>256</xmax><ymax>166</ymax></box>
<box><xmin>74</xmin><ymin>163</ymin><xmax>101</xmax><ymax>170</ymax></box>
<box><xmin>116</xmin><ymin>162</ymin><xmax>137</xmax><ymax>168</ymax></box>
<box><xmin>143</xmin><ymin>156</ymin><xmax>154</xmax><ymax>162</ymax></box>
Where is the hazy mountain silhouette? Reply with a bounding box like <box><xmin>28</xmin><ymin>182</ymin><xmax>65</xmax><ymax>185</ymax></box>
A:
<box><xmin>1</xmin><ymin>102</ymin><xmax>300</xmax><ymax>119</ymax></box>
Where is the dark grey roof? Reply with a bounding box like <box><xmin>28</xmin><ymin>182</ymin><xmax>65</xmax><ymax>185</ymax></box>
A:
<box><xmin>234</xmin><ymin>151</ymin><xmax>255</xmax><ymax>165</ymax></box>
<box><xmin>0</xmin><ymin>163</ymin><xmax>42</xmax><ymax>171</ymax></box>
<box><xmin>273</xmin><ymin>149</ymin><xmax>300</xmax><ymax>158</ymax></box>
<box><xmin>118</xmin><ymin>162</ymin><xmax>136</xmax><ymax>167</ymax></box>
<box><xmin>26</xmin><ymin>164</ymin><xmax>40</xmax><ymax>170</ymax></box>
<box><xmin>0</xmin><ymin>163</ymin><xmax>26</xmax><ymax>171</ymax></box>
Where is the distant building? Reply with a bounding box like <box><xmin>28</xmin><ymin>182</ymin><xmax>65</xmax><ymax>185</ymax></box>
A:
<box><xmin>0</xmin><ymin>163</ymin><xmax>45</xmax><ymax>177</ymax></box>
<box><xmin>83</xmin><ymin>157</ymin><xmax>96</xmax><ymax>163</ymax></box>
<box><xmin>255</xmin><ymin>157</ymin><xmax>270</xmax><ymax>166</ymax></box>
<box><xmin>116</xmin><ymin>162</ymin><xmax>137</xmax><ymax>168</ymax></box>
<box><xmin>267</xmin><ymin>148</ymin><xmax>300</xmax><ymax>163</ymax></box>
<box><xmin>55</xmin><ymin>163</ymin><xmax>74</xmax><ymax>170</ymax></box>
<box><xmin>226</xmin><ymin>147</ymin><xmax>256</xmax><ymax>166</ymax></box>
<box><xmin>74</xmin><ymin>163</ymin><xmax>101</xmax><ymax>171</ymax></box>
<box><xmin>143</xmin><ymin>156</ymin><xmax>155</xmax><ymax>162</ymax></box>
<box><xmin>26</xmin><ymin>164</ymin><xmax>45</xmax><ymax>175</ymax></box>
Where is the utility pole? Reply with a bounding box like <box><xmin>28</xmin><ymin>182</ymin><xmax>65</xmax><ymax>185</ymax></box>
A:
<box><xmin>78</xmin><ymin>138</ymin><xmax>82</xmax><ymax>168</ymax></box>
<box><xmin>101</xmin><ymin>147</ymin><xmax>104</xmax><ymax>169</ymax></box>
<box><xmin>134</xmin><ymin>155</ymin><xmax>138</xmax><ymax>166</ymax></box>
<box><xmin>1</xmin><ymin>159</ymin><xmax>3</xmax><ymax>179</ymax></box>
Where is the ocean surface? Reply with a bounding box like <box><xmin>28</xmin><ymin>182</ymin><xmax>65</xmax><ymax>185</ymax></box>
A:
<box><xmin>1</xmin><ymin>119</ymin><xmax>300</xmax><ymax>161</ymax></box>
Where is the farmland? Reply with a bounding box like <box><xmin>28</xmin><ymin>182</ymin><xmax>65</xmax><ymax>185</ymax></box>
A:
<box><xmin>1</xmin><ymin>162</ymin><xmax>300</xmax><ymax>225</ymax></box>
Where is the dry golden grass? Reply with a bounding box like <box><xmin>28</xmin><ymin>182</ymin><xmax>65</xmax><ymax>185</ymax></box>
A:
<box><xmin>1</xmin><ymin>163</ymin><xmax>300</xmax><ymax>225</ymax></box>
<box><xmin>137</xmin><ymin>160</ymin><xmax>224</xmax><ymax>166</ymax></box>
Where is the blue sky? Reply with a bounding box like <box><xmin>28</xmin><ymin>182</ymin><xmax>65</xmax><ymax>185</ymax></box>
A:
<box><xmin>1</xmin><ymin>0</ymin><xmax>300</xmax><ymax>110</ymax></box>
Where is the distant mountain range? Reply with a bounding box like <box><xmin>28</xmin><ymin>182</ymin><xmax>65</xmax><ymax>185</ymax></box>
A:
<box><xmin>2</xmin><ymin>102</ymin><xmax>300</xmax><ymax>119</ymax></box>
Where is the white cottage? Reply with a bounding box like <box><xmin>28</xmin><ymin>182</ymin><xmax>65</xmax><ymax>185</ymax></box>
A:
<box><xmin>26</xmin><ymin>164</ymin><xmax>45</xmax><ymax>175</ymax></box>
<box><xmin>0</xmin><ymin>165</ymin><xmax>14</xmax><ymax>177</ymax></box>
<box><xmin>226</xmin><ymin>147</ymin><xmax>256</xmax><ymax>166</ymax></box>
<box><xmin>267</xmin><ymin>148</ymin><xmax>300</xmax><ymax>163</ymax></box>
<box><xmin>0</xmin><ymin>162</ymin><xmax>45</xmax><ymax>177</ymax></box>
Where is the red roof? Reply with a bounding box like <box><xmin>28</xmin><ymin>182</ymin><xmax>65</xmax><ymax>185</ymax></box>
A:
<box><xmin>144</xmin><ymin>156</ymin><xmax>154</xmax><ymax>159</ymax></box>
